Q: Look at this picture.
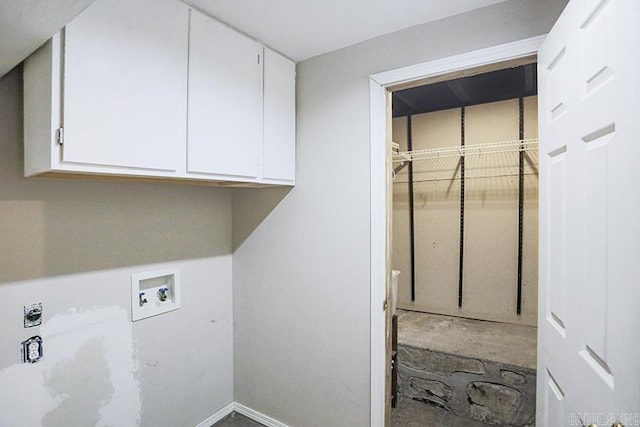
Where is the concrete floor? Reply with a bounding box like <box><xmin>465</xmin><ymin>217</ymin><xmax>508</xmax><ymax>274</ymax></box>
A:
<box><xmin>212</xmin><ymin>412</ymin><xmax>264</xmax><ymax>427</ymax></box>
<box><xmin>397</xmin><ymin>309</ymin><xmax>537</xmax><ymax>369</ymax></box>
<box><xmin>214</xmin><ymin>311</ymin><xmax>536</xmax><ymax>427</ymax></box>
<box><xmin>212</xmin><ymin>401</ymin><xmax>492</xmax><ymax>427</ymax></box>
<box><xmin>392</xmin><ymin>398</ymin><xmax>494</xmax><ymax>427</ymax></box>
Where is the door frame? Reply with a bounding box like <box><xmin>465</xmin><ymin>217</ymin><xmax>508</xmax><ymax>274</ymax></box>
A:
<box><xmin>368</xmin><ymin>34</ymin><xmax>546</xmax><ymax>427</ymax></box>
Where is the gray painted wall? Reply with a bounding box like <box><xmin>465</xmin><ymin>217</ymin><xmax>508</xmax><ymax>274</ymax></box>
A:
<box><xmin>232</xmin><ymin>0</ymin><xmax>567</xmax><ymax>426</ymax></box>
<box><xmin>0</xmin><ymin>67</ymin><xmax>234</xmax><ymax>426</ymax></box>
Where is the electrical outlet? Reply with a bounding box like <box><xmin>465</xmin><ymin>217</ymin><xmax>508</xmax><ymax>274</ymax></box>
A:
<box><xmin>24</xmin><ymin>303</ymin><xmax>42</xmax><ymax>328</ymax></box>
<box><xmin>21</xmin><ymin>336</ymin><xmax>43</xmax><ymax>363</ymax></box>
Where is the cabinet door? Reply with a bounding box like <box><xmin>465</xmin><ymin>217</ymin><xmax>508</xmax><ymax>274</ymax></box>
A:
<box><xmin>187</xmin><ymin>9</ymin><xmax>263</xmax><ymax>179</ymax></box>
<box><xmin>62</xmin><ymin>0</ymin><xmax>189</xmax><ymax>171</ymax></box>
<box><xmin>263</xmin><ymin>48</ymin><xmax>296</xmax><ymax>183</ymax></box>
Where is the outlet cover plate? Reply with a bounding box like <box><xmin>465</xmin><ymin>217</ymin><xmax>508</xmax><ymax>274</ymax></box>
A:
<box><xmin>24</xmin><ymin>303</ymin><xmax>43</xmax><ymax>328</ymax></box>
<box><xmin>21</xmin><ymin>336</ymin><xmax>43</xmax><ymax>363</ymax></box>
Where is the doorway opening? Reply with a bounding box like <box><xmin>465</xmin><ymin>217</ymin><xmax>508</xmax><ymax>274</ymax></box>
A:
<box><xmin>367</xmin><ymin>35</ymin><xmax>545</xmax><ymax>427</ymax></box>
<box><xmin>389</xmin><ymin>62</ymin><xmax>539</xmax><ymax>426</ymax></box>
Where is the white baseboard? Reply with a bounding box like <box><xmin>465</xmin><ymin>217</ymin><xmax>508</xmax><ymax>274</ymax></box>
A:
<box><xmin>194</xmin><ymin>402</ymin><xmax>235</xmax><ymax>427</ymax></box>
<box><xmin>195</xmin><ymin>402</ymin><xmax>290</xmax><ymax>427</ymax></box>
<box><xmin>233</xmin><ymin>402</ymin><xmax>290</xmax><ymax>427</ymax></box>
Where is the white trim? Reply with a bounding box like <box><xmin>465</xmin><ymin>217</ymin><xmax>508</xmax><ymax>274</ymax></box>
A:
<box><xmin>370</xmin><ymin>35</ymin><xmax>545</xmax><ymax>86</ymax></box>
<box><xmin>370</xmin><ymin>78</ymin><xmax>389</xmax><ymax>427</ymax></box>
<box><xmin>368</xmin><ymin>34</ymin><xmax>545</xmax><ymax>427</ymax></box>
<box><xmin>234</xmin><ymin>403</ymin><xmax>290</xmax><ymax>427</ymax></box>
<box><xmin>194</xmin><ymin>402</ymin><xmax>234</xmax><ymax>427</ymax></box>
<box><xmin>195</xmin><ymin>402</ymin><xmax>290</xmax><ymax>427</ymax></box>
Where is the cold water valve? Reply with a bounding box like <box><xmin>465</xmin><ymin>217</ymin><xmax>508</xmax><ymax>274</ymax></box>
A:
<box><xmin>157</xmin><ymin>287</ymin><xmax>169</xmax><ymax>302</ymax></box>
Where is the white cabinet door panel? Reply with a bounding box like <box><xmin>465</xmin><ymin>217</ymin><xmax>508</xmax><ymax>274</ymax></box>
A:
<box><xmin>63</xmin><ymin>0</ymin><xmax>189</xmax><ymax>171</ymax></box>
<box><xmin>263</xmin><ymin>48</ymin><xmax>296</xmax><ymax>183</ymax></box>
<box><xmin>187</xmin><ymin>9</ymin><xmax>262</xmax><ymax>179</ymax></box>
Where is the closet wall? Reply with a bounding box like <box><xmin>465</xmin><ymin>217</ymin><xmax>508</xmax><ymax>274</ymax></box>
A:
<box><xmin>392</xmin><ymin>96</ymin><xmax>538</xmax><ymax>326</ymax></box>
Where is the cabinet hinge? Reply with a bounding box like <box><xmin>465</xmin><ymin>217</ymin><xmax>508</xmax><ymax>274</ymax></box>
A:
<box><xmin>56</xmin><ymin>127</ymin><xmax>64</xmax><ymax>145</ymax></box>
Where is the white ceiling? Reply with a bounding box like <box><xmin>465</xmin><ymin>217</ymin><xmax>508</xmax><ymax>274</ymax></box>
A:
<box><xmin>0</xmin><ymin>0</ymin><xmax>508</xmax><ymax>78</ymax></box>
<box><xmin>0</xmin><ymin>0</ymin><xmax>95</xmax><ymax>78</ymax></box>
<box><xmin>183</xmin><ymin>0</ymin><xmax>509</xmax><ymax>61</ymax></box>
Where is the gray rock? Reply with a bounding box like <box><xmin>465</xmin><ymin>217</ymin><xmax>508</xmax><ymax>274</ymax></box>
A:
<box><xmin>399</xmin><ymin>346</ymin><xmax>486</xmax><ymax>376</ymax></box>
<box><xmin>466</xmin><ymin>381</ymin><xmax>522</xmax><ymax>426</ymax></box>
<box><xmin>500</xmin><ymin>369</ymin><xmax>526</xmax><ymax>386</ymax></box>
<box><xmin>405</xmin><ymin>377</ymin><xmax>453</xmax><ymax>408</ymax></box>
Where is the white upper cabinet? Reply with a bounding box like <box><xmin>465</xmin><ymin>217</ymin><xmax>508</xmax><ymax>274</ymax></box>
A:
<box><xmin>24</xmin><ymin>0</ymin><xmax>295</xmax><ymax>186</ymax></box>
<box><xmin>63</xmin><ymin>0</ymin><xmax>189</xmax><ymax>171</ymax></box>
<box><xmin>24</xmin><ymin>0</ymin><xmax>189</xmax><ymax>176</ymax></box>
<box><xmin>263</xmin><ymin>48</ymin><xmax>296</xmax><ymax>184</ymax></box>
<box><xmin>187</xmin><ymin>9</ymin><xmax>263</xmax><ymax>180</ymax></box>
<box><xmin>63</xmin><ymin>0</ymin><xmax>188</xmax><ymax>171</ymax></box>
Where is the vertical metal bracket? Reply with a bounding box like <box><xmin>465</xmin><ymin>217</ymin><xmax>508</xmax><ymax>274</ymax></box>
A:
<box><xmin>516</xmin><ymin>97</ymin><xmax>525</xmax><ymax>315</ymax></box>
<box><xmin>458</xmin><ymin>106</ymin><xmax>466</xmax><ymax>308</ymax></box>
<box><xmin>407</xmin><ymin>116</ymin><xmax>416</xmax><ymax>302</ymax></box>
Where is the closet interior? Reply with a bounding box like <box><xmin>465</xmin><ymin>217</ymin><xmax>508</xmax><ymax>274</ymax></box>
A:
<box><xmin>390</xmin><ymin>62</ymin><xmax>539</xmax><ymax>427</ymax></box>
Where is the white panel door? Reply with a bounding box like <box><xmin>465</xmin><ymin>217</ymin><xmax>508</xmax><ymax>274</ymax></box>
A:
<box><xmin>63</xmin><ymin>0</ymin><xmax>189</xmax><ymax>171</ymax></box>
<box><xmin>187</xmin><ymin>9</ymin><xmax>263</xmax><ymax>179</ymax></box>
<box><xmin>263</xmin><ymin>48</ymin><xmax>296</xmax><ymax>183</ymax></box>
<box><xmin>537</xmin><ymin>0</ymin><xmax>640</xmax><ymax>426</ymax></box>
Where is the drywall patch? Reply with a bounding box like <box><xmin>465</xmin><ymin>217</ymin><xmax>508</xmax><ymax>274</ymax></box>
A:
<box><xmin>0</xmin><ymin>364</ymin><xmax>62</xmax><ymax>426</ymax></box>
<box><xmin>42</xmin><ymin>338</ymin><xmax>115</xmax><ymax>427</ymax></box>
<box><xmin>0</xmin><ymin>306</ymin><xmax>140</xmax><ymax>427</ymax></box>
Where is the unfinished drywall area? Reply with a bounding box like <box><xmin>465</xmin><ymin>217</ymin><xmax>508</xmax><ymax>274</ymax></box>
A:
<box><xmin>392</xmin><ymin>97</ymin><xmax>538</xmax><ymax>326</ymax></box>
<box><xmin>0</xmin><ymin>67</ymin><xmax>233</xmax><ymax>426</ymax></box>
<box><xmin>232</xmin><ymin>0</ymin><xmax>565</xmax><ymax>425</ymax></box>
<box><xmin>0</xmin><ymin>259</ymin><xmax>233</xmax><ymax>427</ymax></box>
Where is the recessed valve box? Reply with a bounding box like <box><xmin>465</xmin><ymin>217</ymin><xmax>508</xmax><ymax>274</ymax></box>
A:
<box><xmin>131</xmin><ymin>269</ymin><xmax>181</xmax><ymax>321</ymax></box>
